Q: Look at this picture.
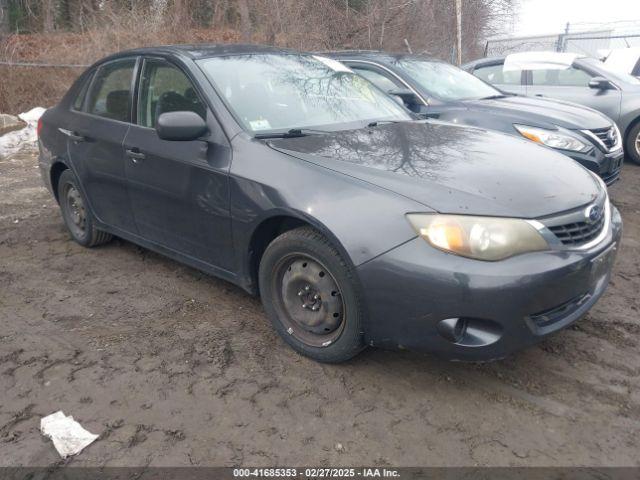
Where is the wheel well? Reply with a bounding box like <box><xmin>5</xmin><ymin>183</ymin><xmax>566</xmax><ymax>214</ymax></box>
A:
<box><xmin>248</xmin><ymin>215</ymin><xmax>309</xmax><ymax>289</ymax></box>
<box><xmin>624</xmin><ymin>116</ymin><xmax>640</xmax><ymax>143</ymax></box>
<box><xmin>50</xmin><ymin>162</ymin><xmax>69</xmax><ymax>203</ymax></box>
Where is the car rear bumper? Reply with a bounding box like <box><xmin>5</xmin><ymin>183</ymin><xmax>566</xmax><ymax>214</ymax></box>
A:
<box><xmin>356</xmin><ymin>206</ymin><xmax>622</xmax><ymax>361</ymax></box>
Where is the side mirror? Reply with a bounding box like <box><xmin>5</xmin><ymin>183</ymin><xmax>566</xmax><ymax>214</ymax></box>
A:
<box><xmin>588</xmin><ymin>77</ymin><xmax>614</xmax><ymax>90</ymax></box>
<box><xmin>388</xmin><ymin>88</ymin><xmax>420</xmax><ymax>106</ymax></box>
<box><xmin>156</xmin><ymin>111</ymin><xmax>208</xmax><ymax>141</ymax></box>
<box><xmin>414</xmin><ymin>104</ymin><xmax>432</xmax><ymax>117</ymax></box>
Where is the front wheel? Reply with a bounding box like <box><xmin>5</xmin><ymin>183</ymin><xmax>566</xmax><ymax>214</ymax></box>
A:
<box><xmin>625</xmin><ymin>122</ymin><xmax>640</xmax><ymax>165</ymax></box>
<box><xmin>258</xmin><ymin>227</ymin><xmax>365</xmax><ymax>363</ymax></box>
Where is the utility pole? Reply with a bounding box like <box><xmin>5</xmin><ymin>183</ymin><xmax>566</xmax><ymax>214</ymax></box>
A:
<box><xmin>455</xmin><ymin>0</ymin><xmax>462</xmax><ymax>65</ymax></box>
<box><xmin>557</xmin><ymin>21</ymin><xmax>570</xmax><ymax>52</ymax></box>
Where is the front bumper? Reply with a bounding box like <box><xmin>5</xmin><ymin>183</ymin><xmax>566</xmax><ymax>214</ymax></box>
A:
<box><xmin>357</xmin><ymin>206</ymin><xmax>622</xmax><ymax>361</ymax></box>
<box><xmin>564</xmin><ymin>147</ymin><xmax>623</xmax><ymax>186</ymax></box>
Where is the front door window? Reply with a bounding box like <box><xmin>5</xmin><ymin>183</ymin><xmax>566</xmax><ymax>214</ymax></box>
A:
<box><xmin>137</xmin><ymin>58</ymin><xmax>207</xmax><ymax>128</ymax></box>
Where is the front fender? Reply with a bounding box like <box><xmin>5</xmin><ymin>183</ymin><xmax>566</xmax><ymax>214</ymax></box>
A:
<box><xmin>229</xmin><ymin>135</ymin><xmax>424</xmax><ymax>290</ymax></box>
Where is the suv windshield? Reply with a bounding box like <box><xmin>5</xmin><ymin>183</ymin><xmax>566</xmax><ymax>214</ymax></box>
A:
<box><xmin>396</xmin><ymin>59</ymin><xmax>501</xmax><ymax>101</ymax></box>
<box><xmin>197</xmin><ymin>54</ymin><xmax>411</xmax><ymax>133</ymax></box>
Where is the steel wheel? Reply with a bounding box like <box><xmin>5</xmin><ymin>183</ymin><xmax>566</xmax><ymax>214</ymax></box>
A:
<box><xmin>64</xmin><ymin>183</ymin><xmax>87</xmax><ymax>239</ymax></box>
<box><xmin>274</xmin><ymin>254</ymin><xmax>346</xmax><ymax>348</ymax></box>
<box><xmin>635</xmin><ymin>130</ymin><xmax>640</xmax><ymax>157</ymax></box>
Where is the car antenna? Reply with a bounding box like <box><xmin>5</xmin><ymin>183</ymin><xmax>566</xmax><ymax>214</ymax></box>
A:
<box><xmin>404</xmin><ymin>39</ymin><xmax>413</xmax><ymax>54</ymax></box>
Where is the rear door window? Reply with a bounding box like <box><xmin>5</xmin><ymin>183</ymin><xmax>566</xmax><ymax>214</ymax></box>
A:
<box><xmin>474</xmin><ymin>64</ymin><xmax>522</xmax><ymax>85</ymax></box>
<box><xmin>137</xmin><ymin>58</ymin><xmax>206</xmax><ymax>128</ymax></box>
<box><xmin>86</xmin><ymin>58</ymin><xmax>136</xmax><ymax>122</ymax></box>
<box><xmin>530</xmin><ymin>66</ymin><xmax>592</xmax><ymax>87</ymax></box>
<box><xmin>72</xmin><ymin>71</ymin><xmax>94</xmax><ymax>111</ymax></box>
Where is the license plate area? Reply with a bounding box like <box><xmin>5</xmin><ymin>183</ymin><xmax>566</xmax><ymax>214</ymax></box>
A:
<box><xmin>609</xmin><ymin>155</ymin><xmax>623</xmax><ymax>172</ymax></box>
<box><xmin>590</xmin><ymin>242</ymin><xmax>616</xmax><ymax>281</ymax></box>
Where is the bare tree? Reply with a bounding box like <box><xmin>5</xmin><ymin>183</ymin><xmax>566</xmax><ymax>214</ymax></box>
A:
<box><xmin>237</xmin><ymin>0</ymin><xmax>252</xmax><ymax>43</ymax></box>
<box><xmin>0</xmin><ymin>0</ymin><xmax>9</xmax><ymax>35</ymax></box>
<box><xmin>43</xmin><ymin>0</ymin><xmax>55</xmax><ymax>32</ymax></box>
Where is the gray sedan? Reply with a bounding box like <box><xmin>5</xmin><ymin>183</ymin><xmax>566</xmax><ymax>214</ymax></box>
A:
<box><xmin>37</xmin><ymin>45</ymin><xmax>621</xmax><ymax>363</ymax></box>
<box><xmin>463</xmin><ymin>54</ymin><xmax>640</xmax><ymax>164</ymax></box>
<box><xmin>327</xmin><ymin>51</ymin><xmax>624</xmax><ymax>184</ymax></box>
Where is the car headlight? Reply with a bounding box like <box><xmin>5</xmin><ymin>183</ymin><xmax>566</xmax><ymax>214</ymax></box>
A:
<box><xmin>514</xmin><ymin>124</ymin><xmax>590</xmax><ymax>152</ymax></box>
<box><xmin>406</xmin><ymin>214</ymin><xmax>549</xmax><ymax>261</ymax></box>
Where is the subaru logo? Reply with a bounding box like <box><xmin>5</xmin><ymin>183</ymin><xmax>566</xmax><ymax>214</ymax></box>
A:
<box><xmin>585</xmin><ymin>205</ymin><xmax>601</xmax><ymax>223</ymax></box>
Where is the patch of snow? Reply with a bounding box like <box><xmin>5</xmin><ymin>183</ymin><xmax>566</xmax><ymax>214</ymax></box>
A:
<box><xmin>0</xmin><ymin>107</ymin><xmax>46</xmax><ymax>159</ymax></box>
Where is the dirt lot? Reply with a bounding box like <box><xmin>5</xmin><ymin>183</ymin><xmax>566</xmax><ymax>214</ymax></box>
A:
<box><xmin>1</xmin><ymin>149</ymin><xmax>639</xmax><ymax>467</ymax></box>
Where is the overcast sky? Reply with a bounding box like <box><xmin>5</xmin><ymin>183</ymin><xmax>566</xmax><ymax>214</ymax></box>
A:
<box><xmin>511</xmin><ymin>0</ymin><xmax>640</xmax><ymax>36</ymax></box>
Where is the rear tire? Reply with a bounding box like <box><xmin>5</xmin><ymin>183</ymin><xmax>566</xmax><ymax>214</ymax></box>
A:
<box><xmin>258</xmin><ymin>227</ymin><xmax>365</xmax><ymax>363</ymax></box>
<box><xmin>625</xmin><ymin>122</ymin><xmax>640</xmax><ymax>165</ymax></box>
<box><xmin>57</xmin><ymin>169</ymin><xmax>112</xmax><ymax>247</ymax></box>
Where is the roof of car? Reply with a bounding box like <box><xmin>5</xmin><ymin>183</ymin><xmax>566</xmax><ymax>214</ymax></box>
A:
<box><xmin>324</xmin><ymin>50</ymin><xmax>441</xmax><ymax>63</ymax></box>
<box><xmin>107</xmin><ymin>43</ymin><xmax>300</xmax><ymax>61</ymax></box>
<box><xmin>463</xmin><ymin>52</ymin><xmax>593</xmax><ymax>70</ymax></box>
<box><xmin>462</xmin><ymin>56</ymin><xmax>506</xmax><ymax>69</ymax></box>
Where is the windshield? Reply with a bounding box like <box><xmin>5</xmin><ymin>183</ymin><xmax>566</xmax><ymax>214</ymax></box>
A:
<box><xmin>396</xmin><ymin>59</ymin><xmax>501</xmax><ymax>101</ymax></box>
<box><xmin>197</xmin><ymin>54</ymin><xmax>411</xmax><ymax>133</ymax></box>
<box><xmin>581</xmin><ymin>57</ymin><xmax>640</xmax><ymax>86</ymax></box>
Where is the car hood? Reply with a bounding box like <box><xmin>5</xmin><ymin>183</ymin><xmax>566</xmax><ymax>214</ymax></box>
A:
<box><xmin>267</xmin><ymin>121</ymin><xmax>601</xmax><ymax>218</ymax></box>
<box><xmin>462</xmin><ymin>95</ymin><xmax>611</xmax><ymax>130</ymax></box>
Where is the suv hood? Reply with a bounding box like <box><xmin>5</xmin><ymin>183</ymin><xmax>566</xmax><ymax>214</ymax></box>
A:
<box><xmin>268</xmin><ymin>121</ymin><xmax>601</xmax><ymax>218</ymax></box>
<box><xmin>462</xmin><ymin>95</ymin><xmax>611</xmax><ymax>130</ymax></box>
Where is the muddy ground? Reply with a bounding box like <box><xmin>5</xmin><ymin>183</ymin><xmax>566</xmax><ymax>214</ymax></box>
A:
<box><xmin>0</xmin><ymin>150</ymin><xmax>639</xmax><ymax>467</ymax></box>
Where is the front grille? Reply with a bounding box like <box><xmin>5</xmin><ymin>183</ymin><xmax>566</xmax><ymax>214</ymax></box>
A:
<box><xmin>548</xmin><ymin>209</ymin><xmax>606</xmax><ymax>246</ymax></box>
<box><xmin>589</xmin><ymin>126</ymin><xmax>618</xmax><ymax>151</ymax></box>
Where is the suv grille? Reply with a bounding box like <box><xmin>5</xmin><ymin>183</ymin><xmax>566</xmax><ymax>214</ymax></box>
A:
<box><xmin>548</xmin><ymin>209</ymin><xmax>606</xmax><ymax>246</ymax></box>
<box><xmin>589</xmin><ymin>126</ymin><xmax>618</xmax><ymax>151</ymax></box>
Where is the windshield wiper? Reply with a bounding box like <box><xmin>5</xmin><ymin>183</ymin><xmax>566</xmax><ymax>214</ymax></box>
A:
<box><xmin>254</xmin><ymin>128</ymin><xmax>329</xmax><ymax>139</ymax></box>
<box><xmin>366</xmin><ymin>119</ymin><xmax>408</xmax><ymax>128</ymax></box>
<box><xmin>479</xmin><ymin>94</ymin><xmax>509</xmax><ymax>100</ymax></box>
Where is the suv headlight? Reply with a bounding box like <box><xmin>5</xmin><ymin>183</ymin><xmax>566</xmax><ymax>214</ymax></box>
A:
<box><xmin>514</xmin><ymin>124</ymin><xmax>590</xmax><ymax>152</ymax></box>
<box><xmin>407</xmin><ymin>214</ymin><xmax>549</xmax><ymax>261</ymax></box>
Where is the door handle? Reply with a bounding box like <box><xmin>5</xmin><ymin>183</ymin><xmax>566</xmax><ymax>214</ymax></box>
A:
<box><xmin>59</xmin><ymin>128</ymin><xmax>86</xmax><ymax>142</ymax></box>
<box><xmin>534</xmin><ymin>94</ymin><xmax>544</xmax><ymax>97</ymax></box>
<box><xmin>126</xmin><ymin>148</ymin><xmax>146</xmax><ymax>163</ymax></box>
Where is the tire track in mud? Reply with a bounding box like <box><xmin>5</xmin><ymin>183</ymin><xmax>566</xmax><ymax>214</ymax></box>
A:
<box><xmin>1</xmin><ymin>152</ymin><xmax>640</xmax><ymax>466</ymax></box>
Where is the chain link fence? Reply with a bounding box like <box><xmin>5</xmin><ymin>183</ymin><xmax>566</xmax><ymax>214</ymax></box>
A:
<box><xmin>485</xmin><ymin>30</ymin><xmax>640</xmax><ymax>58</ymax></box>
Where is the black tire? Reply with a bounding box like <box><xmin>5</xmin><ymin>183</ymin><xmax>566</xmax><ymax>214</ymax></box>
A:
<box><xmin>258</xmin><ymin>226</ymin><xmax>365</xmax><ymax>363</ymax></box>
<box><xmin>57</xmin><ymin>169</ymin><xmax>112</xmax><ymax>247</ymax></box>
<box><xmin>625</xmin><ymin>122</ymin><xmax>640</xmax><ymax>165</ymax></box>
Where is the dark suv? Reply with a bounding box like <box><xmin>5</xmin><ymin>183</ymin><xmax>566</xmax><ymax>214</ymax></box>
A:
<box><xmin>328</xmin><ymin>51</ymin><xmax>624</xmax><ymax>185</ymax></box>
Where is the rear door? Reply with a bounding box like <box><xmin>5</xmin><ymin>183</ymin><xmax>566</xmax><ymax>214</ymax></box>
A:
<box><xmin>66</xmin><ymin>57</ymin><xmax>138</xmax><ymax>234</ymax></box>
<box><xmin>123</xmin><ymin>57</ymin><xmax>233</xmax><ymax>270</ymax></box>
<box><xmin>524</xmin><ymin>65</ymin><xmax>621</xmax><ymax>121</ymax></box>
<box><xmin>472</xmin><ymin>63</ymin><xmax>526</xmax><ymax>95</ymax></box>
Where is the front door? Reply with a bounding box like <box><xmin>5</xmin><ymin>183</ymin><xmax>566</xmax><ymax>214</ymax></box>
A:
<box><xmin>67</xmin><ymin>57</ymin><xmax>138</xmax><ymax>234</ymax></box>
<box><xmin>524</xmin><ymin>65</ymin><xmax>622</xmax><ymax>122</ymax></box>
<box><xmin>123</xmin><ymin>57</ymin><xmax>233</xmax><ymax>270</ymax></box>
